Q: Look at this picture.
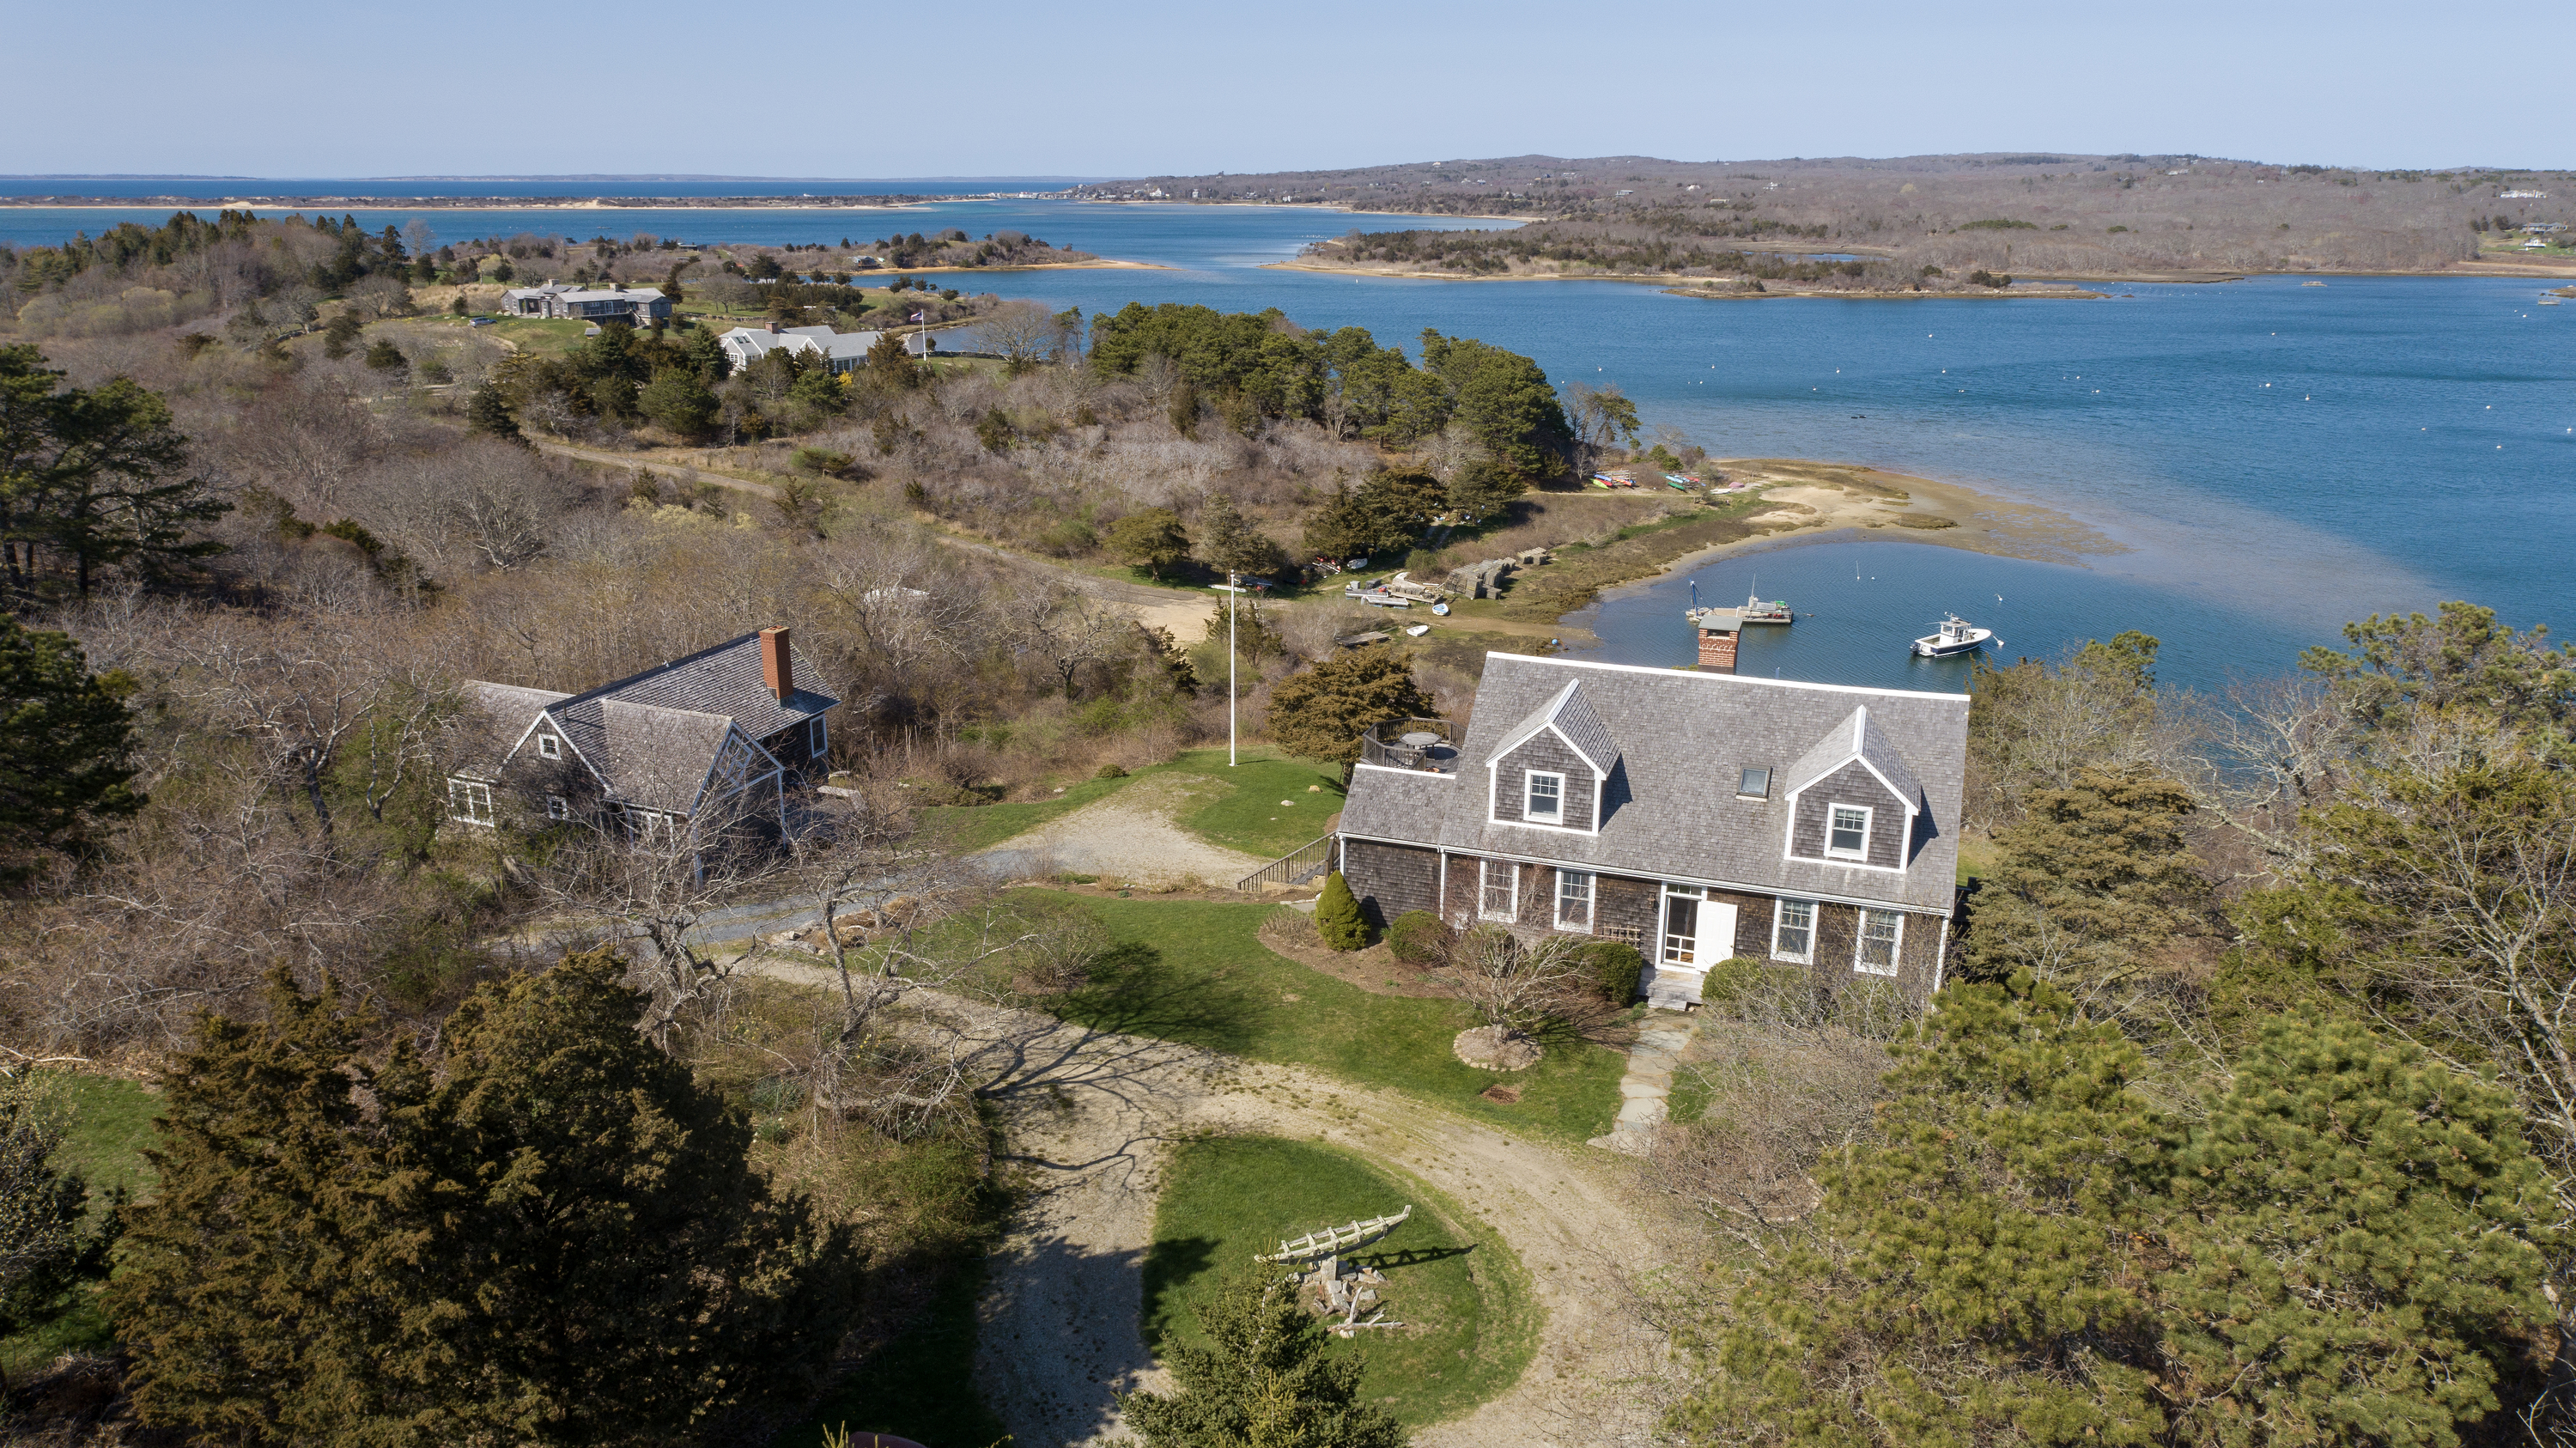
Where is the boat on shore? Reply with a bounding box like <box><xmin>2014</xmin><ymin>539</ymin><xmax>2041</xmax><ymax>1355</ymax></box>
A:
<box><xmin>1911</xmin><ymin>614</ymin><xmax>1992</xmax><ymax>658</ymax></box>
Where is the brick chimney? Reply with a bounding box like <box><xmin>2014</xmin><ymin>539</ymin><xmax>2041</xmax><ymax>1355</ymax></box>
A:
<box><xmin>765</xmin><ymin>319</ymin><xmax>780</xmax><ymax>334</ymax></box>
<box><xmin>760</xmin><ymin>626</ymin><xmax>793</xmax><ymax>702</ymax></box>
<box><xmin>1688</xmin><ymin>608</ymin><xmax>1739</xmax><ymax>672</ymax></box>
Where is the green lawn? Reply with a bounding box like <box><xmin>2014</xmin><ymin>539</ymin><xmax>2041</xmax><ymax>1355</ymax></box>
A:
<box><xmin>0</xmin><ymin>1074</ymin><xmax>162</xmax><ymax>1384</ymax></box>
<box><xmin>1144</xmin><ymin>1136</ymin><xmax>1536</xmax><ymax>1430</ymax></box>
<box><xmin>438</xmin><ymin>315</ymin><xmax>592</xmax><ymax>356</ymax></box>
<box><xmin>920</xmin><ymin>747</ymin><xmax>1345</xmax><ymax>861</ymax></box>
<box><xmin>1044</xmin><ymin>895</ymin><xmax>1625</xmax><ymax>1143</ymax></box>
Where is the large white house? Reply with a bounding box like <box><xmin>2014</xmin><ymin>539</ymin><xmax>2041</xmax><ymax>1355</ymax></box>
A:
<box><xmin>717</xmin><ymin>322</ymin><xmax>884</xmax><ymax>376</ymax></box>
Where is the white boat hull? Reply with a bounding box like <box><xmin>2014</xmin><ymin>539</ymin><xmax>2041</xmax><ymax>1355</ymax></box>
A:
<box><xmin>1912</xmin><ymin>628</ymin><xmax>1992</xmax><ymax>658</ymax></box>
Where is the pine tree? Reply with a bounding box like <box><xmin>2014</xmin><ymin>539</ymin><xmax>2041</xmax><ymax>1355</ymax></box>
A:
<box><xmin>1108</xmin><ymin>508</ymin><xmax>1191</xmax><ymax>580</ymax></box>
<box><xmin>112</xmin><ymin>952</ymin><xmax>865</xmax><ymax>1445</ymax></box>
<box><xmin>1198</xmin><ymin>493</ymin><xmax>1283</xmax><ymax>579</ymax></box>
<box><xmin>466</xmin><ymin>383</ymin><xmax>526</xmax><ymax>445</ymax></box>
<box><xmin>1120</xmin><ymin>1269</ymin><xmax>1406</xmax><ymax>1448</ymax></box>
<box><xmin>1314</xmin><ymin>870</ymin><xmax>1373</xmax><ymax>951</ymax></box>
<box><xmin>1674</xmin><ymin>976</ymin><xmax>2559</xmax><ymax>1448</ymax></box>
<box><xmin>0</xmin><ymin>616</ymin><xmax>142</xmax><ymax>883</ymax></box>
<box><xmin>1959</xmin><ymin>764</ymin><xmax>2213</xmax><ymax>1013</ymax></box>
<box><xmin>1265</xmin><ymin>649</ymin><xmax>1435</xmax><ymax>777</ymax></box>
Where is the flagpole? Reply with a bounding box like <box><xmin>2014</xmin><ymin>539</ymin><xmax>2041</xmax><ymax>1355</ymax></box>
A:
<box><xmin>1228</xmin><ymin>570</ymin><xmax>1238</xmax><ymax>767</ymax></box>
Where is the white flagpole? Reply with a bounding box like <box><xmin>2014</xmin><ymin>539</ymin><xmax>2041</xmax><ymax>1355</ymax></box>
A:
<box><xmin>1228</xmin><ymin>571</ymin><xmax>1238</xmax><ymax>767</ymax></box>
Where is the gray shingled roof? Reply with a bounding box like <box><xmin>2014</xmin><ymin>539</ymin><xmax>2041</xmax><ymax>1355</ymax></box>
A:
<box><xmin>1339</xmin><ymin>654</ymin><xmax>1968</xmax><ymax>914</ymax></box>
<box><xmin>1489</xmin><ymin>678</ymin><xmax>1621</xmax><ymax>776</ymax></box>
<box><xmin>1781</xmin><ymin>705</ymin><xmax>1926</xmax><ymax>810</ymax></box>
<box><xmin>464</xmin><ymin>632</ymin><xmax>837</xmax><ymax>815</ymax></box>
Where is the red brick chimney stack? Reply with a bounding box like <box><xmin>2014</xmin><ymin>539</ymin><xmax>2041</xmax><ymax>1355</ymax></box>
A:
<box><xmin>760</xmin><ymin>626</ymin><xmax>793</xmax><ymax>701</ymax></box>
<box><xmin>1698</xmin><ymin>625</ymin><xmax>1739</xmax><ymax>672</ymax></box>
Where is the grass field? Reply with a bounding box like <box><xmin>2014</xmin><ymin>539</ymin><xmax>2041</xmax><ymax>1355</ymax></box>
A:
<box><xmin>0</xmin><ymin>1074</ymin><xmax>162</xmax><ymax>1384</ymax></box>
<box><xmin>1143</xmin><ymin>1136</ymin><xmax>1536</xmax><ymax>1429</ymax></box>
<box><xmin>920</xmin><ymin>747</ymin><xmax>1346</xmax><ymax>860</ymax></box>
<box><xmin>1045</xmin><ymin>895</ymin><xmax>1625</xmax><ymax>1142</ymax></box>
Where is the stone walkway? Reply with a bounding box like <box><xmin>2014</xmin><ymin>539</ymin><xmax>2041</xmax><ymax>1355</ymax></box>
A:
<box><xmin>1587</xmin><ymin>1010</ymin><xmax>1697</xmax><ymax>1154</ymax></box>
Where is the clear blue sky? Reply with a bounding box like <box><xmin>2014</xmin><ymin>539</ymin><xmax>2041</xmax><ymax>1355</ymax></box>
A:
<box><xmin>8</xmin><ymin>0</ymin><xmax>2566</xmax><ymax>177</ymax></box>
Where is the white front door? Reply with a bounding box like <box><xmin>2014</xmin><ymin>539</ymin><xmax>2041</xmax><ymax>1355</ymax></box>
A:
<box><xmin>1661</xmin><ymin>885</ymin><xmax>1737</xmax><ymax>967</ymax></box>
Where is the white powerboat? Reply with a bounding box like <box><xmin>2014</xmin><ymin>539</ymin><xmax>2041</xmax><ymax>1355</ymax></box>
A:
<box><xmin>1911</xmin><ymin>614</ymin><xmax>1993</xmax><ymax>658</ymax></box>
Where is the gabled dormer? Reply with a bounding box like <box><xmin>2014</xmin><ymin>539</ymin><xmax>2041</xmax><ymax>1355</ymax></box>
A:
<box><xmin>1485</xmin><ymin>680</ymin><xmax>1620</xmax><ymax>834</ymax></box>
<box><xmin>1779</xmin><ymin>705</ymin><xmax>1925</xmax><ymax>873</ymax></box>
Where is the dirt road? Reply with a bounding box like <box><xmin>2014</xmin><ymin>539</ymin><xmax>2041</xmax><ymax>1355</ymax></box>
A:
<box><xmin>936</xmin><ymin>990</ymin><xmax>1656</xmax><ymax>1448</ymax></box>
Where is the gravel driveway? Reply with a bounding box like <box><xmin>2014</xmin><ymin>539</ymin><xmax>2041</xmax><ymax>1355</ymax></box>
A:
<box><xmin>978</xmin><ymin>773</ymin><xmax>1275</xmax><ymax>890</ymax></box>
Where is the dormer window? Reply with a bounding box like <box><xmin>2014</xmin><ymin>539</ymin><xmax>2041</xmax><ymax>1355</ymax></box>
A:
<box><xmin>538</xmin><ymin>733</ymin><xmax>561</xmax><ymax>759</ymax></box>
<box><xmin>1525</xmin><ymin>771</ymin><xmax>1564</xmax><ymax>824</ymax></box>
<box><xmin>1827</xmin><ymin>804</ymin><xmax>1871</xmax><ymax>859</ymax></box>
<box><xmin>1738</xmin><ymin>767</ymin><xmax>1771</xmax><ymax>800</ymax></box>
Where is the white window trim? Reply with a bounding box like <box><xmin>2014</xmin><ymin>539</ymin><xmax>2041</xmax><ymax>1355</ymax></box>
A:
<box><xmin>1856</xmin><ymin>909</ymin><xmax>1904</xmax><ymax>976</ymax></box>
<box><xmin>1826</xmin><ymin>802</ymin><xmax>1874</xmax><ymax>861</ymax></box>
<box><xmin>546</xmin><ymin>795</ymin><xmax>570</xmax><ymax>820</ymax></box>
<box><xmin>1524</xmin><ymin>770</ymin><xmax>1566</xmax><ymax>824</ymax></box>
<box><xmin>447</xmin><ymin>779</ymin><xmax>495</xmax><ymax>826</ymax></box>
<box><xmin>538</xmin><ymin>732</ymin><xmax>561</xmax><ymax>759</ymax></box>
<box><xmin>1479</xmin><ymin>859</ymin><xmax>1518</xmax><ymax>922</ymax></box>
<box><xmin>1771</xmin><ymin>897</ymin><xmax>1817</xmax><ymax>964</ymax></box>
<box><xmin>1554</xmin><ymin>869</ymin><xmax>1595</xmax><ymax>933</ymax></box>
<box><xmin>809</xmin><ymin>716</ymin><xmax>827</xmax><ymax>758</ymax></box>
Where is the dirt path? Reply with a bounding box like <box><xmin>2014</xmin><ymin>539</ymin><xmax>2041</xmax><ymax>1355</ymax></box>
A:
<box><xmin>746</xmin><ymin>974</ymin><xmax>1659</xmax><ymax>1448</ymax></box>
<box><xmin>979</xmin><ymin>773</ymin><xmax>1273</xmax><ymax>888</ymax></box>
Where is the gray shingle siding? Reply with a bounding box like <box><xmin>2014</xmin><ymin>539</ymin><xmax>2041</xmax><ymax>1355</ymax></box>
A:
<box><xmin>1789</xmin><ymin>759</ymin><xmax>1910</xmax><ymax>869</ymax></box>
<box><xmin>1492</xmin><ymin>730</ymin><xmax>1597</xmax><ymax>830</ymax></box>
<box><xmin>1344</xmin><ymin>840</ymin><xmax>1437</xmax><ymax>927</ymax></box>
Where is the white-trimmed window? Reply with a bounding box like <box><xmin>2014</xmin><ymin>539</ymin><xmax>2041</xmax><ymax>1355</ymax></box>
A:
<box><xmin>1771</xmin><ymin>897</ymin><xmax>1816</xmax><ymax>963</ymax></box>
<box><xmin>1856</xmin><ymin>909</ymin><xmax>1903</xmax><ymax>975</ymax></box>
<box><xmin>1524</xmin><ymin>770</ymin><xmax>1564</xmax><ymax>824</ymax></box>
<box><xmin>809</xmin><ymin>716</ymin><xmax>828</xmax><ymax>758</ymax></box>
<box><xmin>1826</xmin><ymin>804</ymin><xmax>1872</xmax><ymax>859</ymax></box>
<box><xmin>546</xmin><ymin>795</ymin><xmax>570</xmax><ymax>820</ymax></box>
<box><xmin>628</xmin><ymin>808</ymin><xmax>676</xmax><ymax>845</ymax></box>
<box><xmin>1555</xmin><ymin>869</ymin><xmax>1594</xmax><ymax>932</ymax></box>
<box><xmin>1479</xmin><ymin>860</ymin><xmax>1518</xmax><ymax>922</ymax></box>
<box><xmin>447</xmin><ymin>779</ymin><xmax>495</xmax><ymax>825</ymax></box>
<box><xmin>537</xmin><ymin>731</ymin><xmax>562</xmax><ymax>759</ymax></box>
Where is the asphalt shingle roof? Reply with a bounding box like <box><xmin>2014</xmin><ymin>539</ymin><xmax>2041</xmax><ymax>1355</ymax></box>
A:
<box><xmin>1339</xmin><ymin>654</ymin><xmax>1969</xmax><ymax>913</ymax></box>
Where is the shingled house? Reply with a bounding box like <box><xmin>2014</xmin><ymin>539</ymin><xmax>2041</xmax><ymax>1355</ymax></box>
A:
<box><xmin>1334</xmin><ymin>653</ymin><xmax>1969</xmax><ymax>1008</ymax></box>
<box><xmin>446</xmin><ymin>627</ymin><xmax>837</xmax><ymax>843</ymax></box>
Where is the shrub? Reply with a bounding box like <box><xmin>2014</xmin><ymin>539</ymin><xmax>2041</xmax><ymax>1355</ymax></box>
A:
<box><xmin>1313</xmin><ymin>871</ymin><xmax>1373</xmax><ymax>951</ymax></box>
<box><xmin>1575</xmin><ymin>940</ymin><xmax>1644</xmax><ymax>1004</ymax></box>
<box><xmin>1701</xmin><ymin>954</ymin><xmax>1820</xmax><ymax>1024</ymax></box>
<box><xmin>1094</xmin><ymin>763</ymin><xmax>1128</xmax><ymax>781</ymax></box>
<box><xmin>1388</xmin><ymin>910</ymin><xmax>1453</xmax><ymax>965</ymax></box>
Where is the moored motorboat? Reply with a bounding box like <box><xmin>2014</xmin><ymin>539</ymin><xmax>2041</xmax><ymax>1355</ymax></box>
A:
<box><xmin>1911</xmin><ymin>614</ymin><xmax>1993</xmax><ymax>658</ymax></box>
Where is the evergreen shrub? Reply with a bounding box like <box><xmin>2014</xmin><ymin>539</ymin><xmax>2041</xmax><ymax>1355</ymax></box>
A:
<box><xmin>1314</xmin><ymin>871</ymin><xmax>1373</xmax><ymax>951</ymax></box>
<box><xmin>1388</xmin><ymin>910</ymin><xmax>1453</xmax><ymax>965</ymax></box>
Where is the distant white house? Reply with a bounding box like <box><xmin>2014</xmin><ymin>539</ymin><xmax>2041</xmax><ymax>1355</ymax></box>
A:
<box><xmin>717</xmin><ymin>323</ymin><xmax>884</xmax><ymax>376</ymax></box>
<box><xmin>500</xmin><ymin>282</ymin><xmax>672</xmax><ymax>326</ymax></box>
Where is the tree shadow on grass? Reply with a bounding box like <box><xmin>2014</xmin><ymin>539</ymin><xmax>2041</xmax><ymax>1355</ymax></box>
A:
<box><xmin>1047</xmin><ymin>942</ymin><xmax>1265</xmax><ymax>1056</ymax></box>
<box><xmin>1138</xmin><ymin>1233</ymin><xmax>1219</xmax><ymax>1349</ymax></box>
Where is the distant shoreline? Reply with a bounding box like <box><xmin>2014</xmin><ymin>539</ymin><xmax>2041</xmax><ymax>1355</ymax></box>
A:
<box><xmin>1269</xmin><ymin>258</ymin><xmax>2576</xmax><ymax>286</ymax></box>
<box><xmin>0</xmin><ymin>197</ymin><xmax>962</xmax><ymax>212</ymax></box>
